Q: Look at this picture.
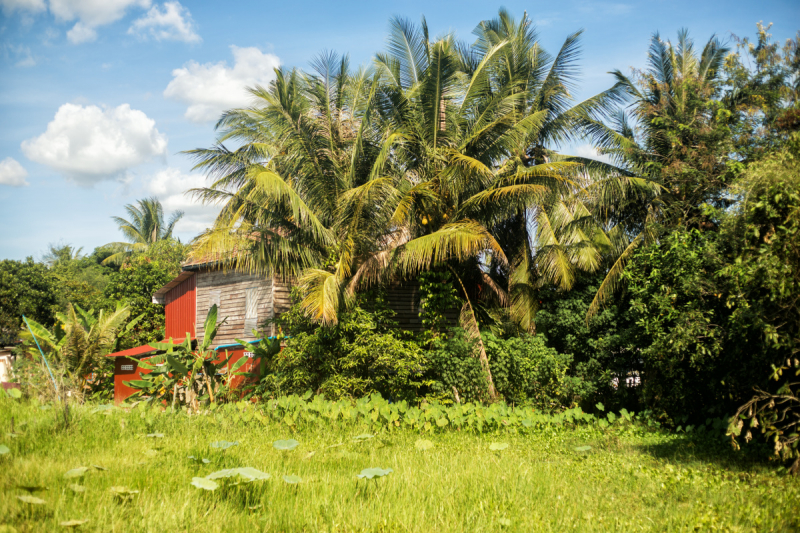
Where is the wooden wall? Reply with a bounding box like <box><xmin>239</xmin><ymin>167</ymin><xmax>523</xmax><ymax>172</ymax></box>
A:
<box><xmin>196</xmin><ymin>269</ymin><xmax>274</xmax><ymax>347</ymax></box>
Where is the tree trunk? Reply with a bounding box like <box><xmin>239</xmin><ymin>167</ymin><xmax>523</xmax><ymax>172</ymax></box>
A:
<box><xmin>448</xmin><ymin>267</ymin><xmax>499</xmax><ymax>401</ymax></box>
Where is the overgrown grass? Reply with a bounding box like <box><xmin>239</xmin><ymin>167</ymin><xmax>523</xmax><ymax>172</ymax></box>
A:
<box><xmin>0</xmin><ymin>397</ymin><xmax>798</xmax><ymax>532</ymax></box>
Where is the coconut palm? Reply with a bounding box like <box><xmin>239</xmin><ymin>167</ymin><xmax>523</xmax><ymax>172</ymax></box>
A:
<box><xmin>584</xmin><ymin>30</ymin><xmax>729</xmax><ymax>317</ymax></box>
<box><xmin>102</xmin><ymin>197</ymin><xmax>185</xmax><ymax>265</ymax></box>
<box><xmin>188</xmin><ymin>10</ymin><xmax>655</xmax><ymax>400</ymax></box>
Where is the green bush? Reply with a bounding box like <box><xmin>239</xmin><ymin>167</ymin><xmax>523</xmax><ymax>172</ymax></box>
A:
<box><xmin>263</xmin><ymin>305</ymin><xmax>430</xmax><ymax>402</ymax></box>
<box><xmin>427</xmin><ymin>330</ymin><xmax>575</xmax><ymax>410</ymax></box>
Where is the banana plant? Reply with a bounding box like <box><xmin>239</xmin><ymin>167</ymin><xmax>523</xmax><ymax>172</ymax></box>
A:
<box><xmin>126</xmin><ymin>304</ymin><xmax>250</xmax><ymax>409</ymax></box>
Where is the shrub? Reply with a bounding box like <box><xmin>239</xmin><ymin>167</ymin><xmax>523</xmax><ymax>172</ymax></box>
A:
<box><xmin>263</xmin><ymin>305</ymin><xmax>430</xmax><ymax>402</ymax></box>
<box><xmin>427</xmin><ymin>330</ymin><xmax>575</xmax><ymax>410</ymax></box>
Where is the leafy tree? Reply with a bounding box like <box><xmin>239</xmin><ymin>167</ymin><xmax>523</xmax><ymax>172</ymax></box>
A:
<box><xmin>42</xmin><ymin>243</ymin><xmax>113</xmax><ymax>313</ymax></box>
<box><xmin>188</xmin><ymin>9</ymin><xmax>654</xmax><ymax>399</ymax></box>
<box><xmin>103</xmin><ymin>240</ymin><xmax>187</xmax><ymax>349</ymax></box>
<box><xmin>0</xmin><ymin>258</ymin><xmax>60</xmax><ymax>345</ymax></box>
<box><xmin>534</xmin><ymin>273</ymin><xmax>640</xmax><ymax>410</ymax></box>
<box><xmin>102</xmin><ymin>197</ymin><xmax>184</xmax><ymax>266</ymax></box>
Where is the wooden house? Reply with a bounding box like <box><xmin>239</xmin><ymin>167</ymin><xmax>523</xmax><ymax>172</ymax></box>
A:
<box><xmin>106</xmin><ymin>256</ymin><xmax>436</xmax><ymax>403</ymax></box>
<box><xmin>106</xmin><ymin>259</ymin><xmax>293</xmax><ymax>404</ymax></box>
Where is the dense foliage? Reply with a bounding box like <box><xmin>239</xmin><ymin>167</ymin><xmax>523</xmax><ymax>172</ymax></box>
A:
<box><xmin>0</xmin><ymin>258</ymin><xmax>60</xmax><ymax>346</ymax></box>
<box><xmin>1</xmin><ymin>14</ymin><xmax>799</xmax><ymax>475</ymax></box>
<box><xmin>103</xmin><ymin>240</ymin><xmax>187</xmax><ymax>349</ymax></box>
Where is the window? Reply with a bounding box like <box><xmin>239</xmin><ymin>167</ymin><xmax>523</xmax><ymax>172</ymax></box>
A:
<box><xmin>244</xmin><ymin>286</ymin><xmax>259</xmax><ymax>334</ymax></box>
<box><xmin>209</xmin><ymin>289</ymin><xmax>221</xmax><ymax>309</ymax></box>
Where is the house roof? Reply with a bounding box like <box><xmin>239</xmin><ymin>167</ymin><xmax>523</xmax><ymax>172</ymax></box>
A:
<box><xmin>151</xmin><ymin>270</ymin><xmax>195</xmax><ymax>304</ymax></box>
<box><xmin>106</xmin><ymin>337</ymin><xmax>195</xmax><ymax>358</ymax></box>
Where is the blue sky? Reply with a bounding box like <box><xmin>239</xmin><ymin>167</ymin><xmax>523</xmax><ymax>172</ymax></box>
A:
<box><xmin>0</xmin><ymin>0</ymin><xmax>798</xmax><ymax>260</ymax></box>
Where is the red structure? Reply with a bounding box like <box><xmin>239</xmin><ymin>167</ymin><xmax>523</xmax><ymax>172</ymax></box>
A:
<box><xmin>106</xmin><ymin>269</ymin><xmax>263</xmax><ymax>404</ymax></box>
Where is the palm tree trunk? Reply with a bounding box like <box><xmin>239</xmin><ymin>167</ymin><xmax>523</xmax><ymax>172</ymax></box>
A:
<box><xmin>448</xmin><ymin>267</ymin><xmax>499</xmax><ymax>401</ymax></box>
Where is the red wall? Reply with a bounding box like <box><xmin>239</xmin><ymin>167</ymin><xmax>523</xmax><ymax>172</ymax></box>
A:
<box><xmin>165</xmin><ymin>273</ymin><xmax>196</xmax><ymax>339</ymax></box>
<box><xmin>113</xmin><ymin>356</ymin><xmax>149</xmax><ymax>404</ymax></box>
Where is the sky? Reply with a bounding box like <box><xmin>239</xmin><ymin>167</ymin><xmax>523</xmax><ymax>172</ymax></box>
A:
<box><xmin>0</xmin><ymin>0</ymin><xmax>798</xmax><ymax>261</ymax></box>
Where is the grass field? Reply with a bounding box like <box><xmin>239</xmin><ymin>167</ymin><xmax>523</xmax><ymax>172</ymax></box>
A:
<box><xmin>0</xmin><ymin>397</ymin><xmax>798</xmax><ymax>532</ymax></box>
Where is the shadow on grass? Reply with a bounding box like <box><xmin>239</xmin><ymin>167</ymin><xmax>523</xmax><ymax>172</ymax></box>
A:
<box><xmin>633</xmin><ymin>432</ymin><xmax>780</xmax><ymax>475</ymax></box>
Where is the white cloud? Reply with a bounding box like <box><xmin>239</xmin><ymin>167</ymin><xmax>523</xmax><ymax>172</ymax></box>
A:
<box><xmin>128</xmin><ymin>1</ymin><xmax>199</xmax><ymax>43</ymax></box>
<box><xmin>66</xmin><ymin>21</ymin><xmax>96</xmax><ymax>43</ymax></box>
<box><xmin>21</xmin><ymin>103</ymin><xmax>167</xmax><ymax>186</ymax></box>
<box><xmin>0</xmin><ymin>0</ymin><xmax>46</xmax><ymax>16</ymax></box>
<box><xmin>2</xmin><ymin>43</ymin><xmax>37</xmax><ymax>67</ymax></box>
<box><xmin>145</xmin><ymin>167</ymin><xmax>220</xmax><ymax>235</ymax></box>
<box><xmin>164</xmin><ymin>45</ymin><xmax>280</xmax><ymax>123</ymax></box>
<box><xmin>49</xmin><ymin>0</ymin><xmax>151</xmax><ymax>43</ymax></box>
<box><xmin>571</xmin><ymin>143</ymin><xmax>613</xmax><ymax>164</ymax></box>
<box><xmin>0</xmin><ymin>157</ymin><xmax>30</xmax><ymax>187</ymax></box>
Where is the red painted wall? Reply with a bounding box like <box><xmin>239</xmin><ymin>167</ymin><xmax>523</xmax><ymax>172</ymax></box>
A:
<box><xmin>165</xmin><ymin>273</ymin><xmax>196</xmax><ymax>340</ymax></box>
<box><xmin>113</xmin><ymin>356</ymin><xmax>150</xmax><ymax>404</ymax></box>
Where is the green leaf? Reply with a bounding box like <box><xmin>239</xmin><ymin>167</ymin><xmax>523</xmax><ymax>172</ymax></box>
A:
<box><xmin>595</xmin><ymin>402</ymin><xmax>605</xmax><ymax>412</ymax></box>
<box><xmin>146</xmin><ymin>433</ymin><xmax>164</xmax><ymax>438</ymax></box>
<box><xmin>17</xmin><ymin>495</ymin><xmax>46</xmax><ymax>505</ymax></box>
<box><xmin>68</xmin><ymin>484</ymin><xmax>86</xmax><ymax>493</ymax></box>
<box><xmin>59</xmin><ymin>519</ymin><xmax>89</xmax><ymax>528</ymax></box>
<box><xmin>489</xmin><ymin>443</ymin><xmax>508</xmax><ymax>451</ymax></box>
<box><xmin>498</xmin><ymin>518</ymin><xmax>512</xmax><ymax>527</ymax></box>
<box><xmin>235</xmin><ymin>467</ymin><xmax>271</xmax><ymax>481</ymax></box>
<box><xmin>282</xmin><ymin>474</ymin><xmax>302</xmax><ymax>484</ymax></box>
<box><xmin>63</xmin><ymin>467</ymin><xmax>89</xmax><ymax>479</ymax></box>
<box><xmin>190</xmin><ymin>477</ymin><xmax>218</xmax><ymax>491</ymax></box>
<box><xmin>352</xmin><ymin>434</ymin><xmax>374</xmax><ymax>441</ymax></box>
<box><xmin>273</xmin><ymin>439</ymin><xmax>299</xmax><ymax>451</ymax></box>
<box><xmin>357</xmin><ymin>467</ymin><xmax>393</xmax><ymax>479</ymax></box>
<box><xmin>414</xmin><ymin>439</ymin><xmax>434</xmax><ymax>451</ymax></box>
<box><xmin>109</xmin><ymin>486</ymin><xmax>139</xmax><ymax>497</ymax></box>
<box><xmin>574</xmin><ymin>445</ymin><xmax>592</xmax><ymax>452</ymax></box>
<box><xmin>0</xmin><ymin>444</ymin><xmax>10</xmax><ymax>455</ymax></box>
<box><xmin>5</xmin><ymin>388</ymin><xmax>21</xmax><ymax>399</ymax></box>
<box><xmin>91</xmin><ymin>465</ymin><xmax>107</xmax><ymax>471</ymax></box>
<box><xmin>210</xmin><ymin>440</ymin><xmax>239</xmax><ymax>450</ymax></box>
<box><xmin>206</xmin><ymin>468</ymin><xmax>238</xmax><ymax>480</ymax></box>
<box><xmin>166</xmin><ymin>354</ymin><xmax>188</xmax><ymax>375</ymax></box>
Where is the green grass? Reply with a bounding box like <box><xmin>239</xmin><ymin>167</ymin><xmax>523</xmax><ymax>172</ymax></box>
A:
<box><xmin>0</xmin><ymin>398</ymin><xmax>798</xmax><ymax>532</ymax></box>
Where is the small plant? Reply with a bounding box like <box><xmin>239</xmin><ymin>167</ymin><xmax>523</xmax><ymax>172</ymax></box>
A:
<box><xmin>17</xmin><ymin>495</ymin><xmax>46</xmax><ymax>505</ymax></box>
<box><xmin>282</xmin><ymin>475</ymin><xmax>302</xmax><ymax>484</ymax></box>
<box><xmin>357</xmin><ymin>467</ymin><xmax>393</xmax><ymax>480</ymax></box>
<box><xmin>63</xmin><ymin>467</ymin><xmax>89</xmax><ymax>479</ymax></box>
<box><xmin>210</xmin><ymin>440</ymin><xmax>239</xmax><ymax>450</ymax></box>
<box><xmin>191</xmin><ymin>467</ymin><xmax>271</xmax><ymax>491</ymax></box>
<box><xmin>110</xmin><ymin>486</ymin><xmax>139</xmax><ymax>502</ymax></box>
<box><xmin>273</xmin><ymin>439</ymin><xmax>299</xmax><ymax>451</ymax></box>
<box><xmin>414</xmin><ymin>439</ymin><xmax>434</xmax><ymax>451</ymax></box>
<box><xmin>489</xmin><ymin>443</ymin><xmax>508</xmax><ymax>452</ymax></box>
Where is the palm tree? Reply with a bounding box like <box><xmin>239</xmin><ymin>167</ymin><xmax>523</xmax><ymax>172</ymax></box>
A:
<box><xmin>42</xmin><ymin>243</ymin><xmax>84</xmax><ymax>267</ymax></box>
<box><xmin>102</xmin><ymin>197</ymin><xmax>184</xmax><ymax>265</ymax></box>
<box><xmin>187</xmin><ymin>10</ymin><xmax>653</xmax><ymax>400</ymax></box>
<box><xmin>585</xmin><ymin>30</ymin><xmax>729</xmax><ymax>317</ymax></box>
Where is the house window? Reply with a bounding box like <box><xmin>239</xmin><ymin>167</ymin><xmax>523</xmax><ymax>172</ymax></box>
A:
<box><xmin>121</xmin><ymin>364</ymin><xmax>134</xmax><ymax>371</ymax></box>
<box><xmin>244</xmin><ymin>286</ymin><xmax>259</xmax><ymax>334</ymax></box>
<box><xmin>209</xmin><ymin>289</ymin><xmax>221</xmax><ymax>309</ymax></box>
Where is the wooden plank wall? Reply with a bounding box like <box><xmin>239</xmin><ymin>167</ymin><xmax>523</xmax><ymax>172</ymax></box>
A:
<box><xmin>385</xmin><ymin>283</ymin><xmax>424</xmax><ymax>331</ymax></box>
<box><xmin>196</xmin><ymin>269</ymin><xmax>273</xmax><ymax>347</ymax></box>
<box><xmin>269</xmin><ymin>277</ymin><xmax>294</xmax><ymax>336</ymax></box>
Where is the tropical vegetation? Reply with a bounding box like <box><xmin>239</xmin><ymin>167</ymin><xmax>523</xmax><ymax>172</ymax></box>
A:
<box><xmin>1</xmin><ymin>11</ymin><xmax>799</xmax><ymax>482</ymax></box>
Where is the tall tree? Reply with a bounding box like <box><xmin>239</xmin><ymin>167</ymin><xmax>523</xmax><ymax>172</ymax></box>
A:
<box><xmin>102</xmin><ymin>197</ymin><xmax>184</xmax><ymax>265</ymax></box>
<box><xmin>188</xmin><ymin>10</ymin><xmax>653</xmax><ymax>399</ymax></box>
